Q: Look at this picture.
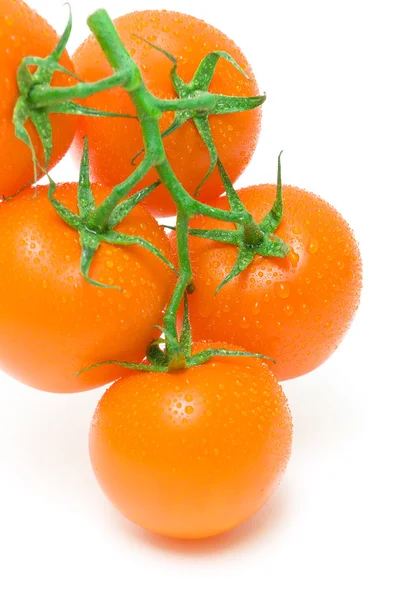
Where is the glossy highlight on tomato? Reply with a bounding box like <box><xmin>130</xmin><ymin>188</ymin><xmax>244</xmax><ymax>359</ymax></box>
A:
<box><xmin>72</xmin><ymin>10</ymin><xmax>261</xmax><ymax>217</ymax></box>
<box><xmin>0</xmin><ymin>183</ymin><xmax>175</xmax><ymax>392</ymax></box>
<box><xmin>90</xmin><ymin>343</ymin><xmax>292</xmax><ymax>539</ymax></box>
<box><xmin>0</xmin><ymin>0</ymin><xmax>77</xmax><ymax>198</ymax></box>
<box><xmin>182</xmin><ymin>185</ymin><xmax>362</xmax><ymax>380</ymax></box>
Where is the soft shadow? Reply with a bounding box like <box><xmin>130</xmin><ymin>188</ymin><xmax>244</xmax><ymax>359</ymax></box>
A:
<box><xmin>116</xmin><ymin>483</ymin><xmax>290</xmax><ymax>556</ymax></box>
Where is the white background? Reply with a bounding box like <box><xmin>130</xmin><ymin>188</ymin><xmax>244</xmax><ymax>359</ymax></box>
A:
<box><xmin>1</xmin><ymin>0</ymin><xmax>399</xmax><ymax>598</ymax></box>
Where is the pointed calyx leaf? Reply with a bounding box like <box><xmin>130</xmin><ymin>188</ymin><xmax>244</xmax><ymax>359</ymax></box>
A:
<box><xmin>78</xmin><ymin>360</ymin><xmax>167</xmax><ymax>377</ymax></box>
<box><xmin>47</xmin><ymin>141</ymin><xmax>175</xmax><ymax>289</ymax></box>
<box><xmin>13</xmin><ymin>7</ymin><xmax>137</xmax><ymax>186</ymax></box>
<box><xmin>12</xmin><ymin>5</ymin><xmax>73</xmax><ymax>181</ymax></box>
<box><xmin>187</xmin><ymin>155</ymin><xmax>291</xmax><ymax>293</ymax></box>
<box><xmin>187</xmin><ymin>348</ymin><xmax>276</xmax><ymax>368</ymax></box>
<box><xmin>190</xmin><ymin>51</ymin><xmax>251</xmax><ymax>89</ymax></box>
<box><xmin>260</xmin><ymin>151</ymin><xmax>284</xmax><ymax>234</ymax></box>
<box><xmin>193</xmin><ymin>117</ymin><xmax>218</xmax><ymax>196</ymax></box>
<box><xmin>148</xmin><ymin>48</ymin><xmax>266</xmax><ymax>195</ymax></box>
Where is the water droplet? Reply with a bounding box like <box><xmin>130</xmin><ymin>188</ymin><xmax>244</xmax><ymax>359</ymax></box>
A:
<box><xmin>274</xmin><ymin>282</ymin><xmax>291</xmax><ymax>298</ymax></box>
<box><xmin>185</xmin><ymin>405</ymin><xmax>194</xmax><ymax>415</ymax></box>
<box><xmin>288</xmin><ymin>250</ymin><xmax>300</xmax><ymax>267</ymax></box>
<box><xmin>283</xmin><ymin>304</ymin><xmax>295</xmax><ymax>316</ymax></box>
<box><xmin>338</xmin><ymin>261</ymin><xmax>344</xmax><ymax>270</ymax></box>
<box><xmin>252</xmin><ymin>302</ymin><xmax>261</xmax><ymax>315</ymax></box>
<box><xmin>199</xmin><ymin>305</ymin><xmax>212</xmax><ymax>318</ymax></box>
<box><xmin>300</xmin><ymin>303</ymin><xmax>310</xmax><ymax>314</ymax></box>
<box><xmin>324</xmin><ymin>321</ymin><xmax>332</xmax><ymax>329</ymax></box>
<box><xmin>307</xmin><ymin>239</ymin><xmax>319</xmax><ymax>254</ymax></box>
<box><xmin>240</xmin><ymin>317</ymin><xmax>250</xmax><ymax>330</ymax></box>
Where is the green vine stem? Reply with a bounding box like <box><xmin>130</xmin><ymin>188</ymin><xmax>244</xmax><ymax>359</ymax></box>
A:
<box><xmin>15</xmin><ymin>7</ymin><xmax>290</xmax><ymax>371</ymax></box>
<box><xmin>84</xmin><ymin>9</ymin><xmax>267</xmax><ymax>361</ymax></box>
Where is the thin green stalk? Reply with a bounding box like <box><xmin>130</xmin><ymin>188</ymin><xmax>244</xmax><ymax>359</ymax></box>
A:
<box><xmin>157</xmin><ymin>94</ymin><xmax>216</xmax><ymax>113</ymax></box>
<box><xmin>28</xmin><ymin>72</ymin><xmax>129</xmax><ymax>107</ymax></box>
<box><xmin>163</xmin><ymin>210</ymin><xmax>192</xmax><ymax>354</ymax></box>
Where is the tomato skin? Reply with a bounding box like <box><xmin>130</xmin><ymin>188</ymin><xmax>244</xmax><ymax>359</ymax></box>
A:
<box><xmin>0</xmin><ymin>184</ymin><xmax>175</xmax><ymax>393</ymax></box>
<box><xmin>72</xmin><ymin>10</ymin><xmax>261</xmax><ymax>218</ymax></box>
<box><xmin>180</xmin><ymin>185</ymin><xmax>362</xmax><ymax>381</ymax></box>
<box><xmin>0</xmin><ymin>0</ymin><xmax>77</xmax><ymax>198</ymax></box>
<box><xmin>90</xmin><ymin>343</ymin><xmax>292</xmax><ymax>539</ymax></box>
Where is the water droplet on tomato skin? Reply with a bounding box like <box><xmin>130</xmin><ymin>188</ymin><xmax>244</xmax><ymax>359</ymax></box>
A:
<box><xmin>283</xmin><ymin>304</ymin><xmax>295</xmax><ymax>317</ymax></box>
<box><xmin>274</xmin><ymin>282</ymin><xmax>291</xmax><ymax>299</ymax></box>
<box><xmin>287</xmin><ymin>250</ymin><xmax>300</xmax><ymax>268</ymax></box>
<box><xmin>240</xmin><ymin>317</ymin><xmax>250</xmax><ymax>330</ymax></box>
<box><xmin>307</xmin><ymin>239</ymin><xmax>319</xmax><ymax>254</ymax></box>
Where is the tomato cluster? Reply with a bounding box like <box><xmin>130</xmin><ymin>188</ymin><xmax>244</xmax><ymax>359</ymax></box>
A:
<box><xmin>0</xmin><ymin>1</ymin><xmax>362</xmax><ymax>540</ymax></box>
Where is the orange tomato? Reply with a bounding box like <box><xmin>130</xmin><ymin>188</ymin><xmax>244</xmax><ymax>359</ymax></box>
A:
<box><xmin>0</xmin><ymin>0</ymin><xmax>77</xmax><ymax>198</ymax></box>
<box><xmin>90</xmin><ymin>343</ymin><xmax>292</xmax><ymax>539</ymax></box>
<box><xmin>181</xmin><ymin>185</ymin><xmax>362</xmax><ymax>380</ymax></box>
<box><xmin>0</xmin><ymin>183</ymin><xmax>175</xmax><ymax>392</ymax></box>
<box><xmin>72</xmin><ymin>10</ymin><xmax>261</xmax><ymax>217</ymax></box>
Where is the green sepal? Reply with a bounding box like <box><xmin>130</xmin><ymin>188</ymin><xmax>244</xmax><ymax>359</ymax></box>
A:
<box><xmin>12</xmin><ymin>98</ymin><xmax>42</xmax><ymax>186</ymax></box>
<box><xmin>186</xmin><ymin>155</ymin><xmax>290</xmax><ymax>294</ymax></box>
<box><xmin>131</xmin><ymin>32</ymin><xmax>177</xmax><ymax>65</ymax></box>
<box><xmin>47</xmin><ymin>101</ymin><xmax>138</xmax><ymax>120</ymax></box>
<box><xmin>215</xmin><ymin>247</ymin><xmax>254</xmax><ymax>294</ymax></box>
<box><xmin>77</xmin><ymin>138</ymin><xmax>96</xmax><ymax>218</ymax></box>
<box><xmin>190</xmin><ymin>51</ymin><xmax>251</xmax><ymax>91</ymax></box>
<box><xmin>17</xmin><ymin>56</ymin><xmax>83</xmax><ymax>83</ymax></box>
<box><xmin>12</xmin><ymin>6</ymin><xmax>73</xmax><ymax>178</ymax></box>
<box><xmin>260</xmin><ymin>151</ymin><xmax>284</xmax><ymax>234</ymax></box>
<box><xmin>187</xmin><ymin>348</ymin><xmax>276</xmax><ymax>368</ymax></box>
<box><xmin>46</xmin><ymin>141</ymin><xmax>173</xmax><ymax>289</ymax></box>
<box><xmin>193</xmin><ymin>116</ymin><xmax>218</xmax><ymax>196</ymax></box>
<box><xmin>30</xmin><ymin>109</ymin><xmax>53</xmax><ymax>169</ymax></box>
<box><xmin>108</xmin><ymin>181</ymin><xmax>160</xmax><ymax>227</ymax></box>
<box><xmin>217</xmin><ymin>160</ymin><xmax>247</xmax><ymax>213</ymax></box>
<box><xmin>77</xmin><ymin>360</ymin><xmax>167</xmax><ymax>376</ymax></box>
<box><xmin>79</xmin><ymin>230</ymin><xmax>118</xmax><ymax>290</ymax></box>
<box><xmin>211</xmin><ymin>93</ymin><xmax>266</xmax><ymax>115</ymax></box>
<box><xmin>47</xmin><ymin>178</ymin><xmax>82</xmax><ymax>229</ymax></box>
<box><xmin>101</xmin><ymin>230</ymin><xmax>177</xmax><ymax>273</ymax></box>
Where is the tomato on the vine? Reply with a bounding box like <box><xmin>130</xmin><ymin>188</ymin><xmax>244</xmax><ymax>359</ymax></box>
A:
<box><xmin>0</xmin><ymin>0</ymin><xmax>77</xmax><ymax>199</ymax></box>
<box><xmin>89</xmin><ymin>342</ymin><xmax>292</xmax><ymax>539</ymax></box>
<box><xmin>180</xmin><ymin>185</ymin><xmax>362</xmax><ymax>381</ymax></box>
<box><xmin>72</xmin><ymin>10</ymin><xmax>261</xmax><ymax>217</ymax></box>
<box><xmin>0</xmin><ymin>183</ymin><xmax>175</xmax><ymax>393</ymax></box>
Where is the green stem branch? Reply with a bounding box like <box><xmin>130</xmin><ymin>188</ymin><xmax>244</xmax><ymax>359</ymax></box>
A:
<box><xmin>28</xmin><ymin>72</ymin><xmax>129</xmax><ymax>107</ymax></box>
